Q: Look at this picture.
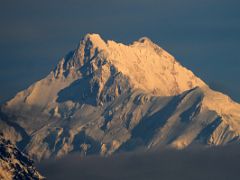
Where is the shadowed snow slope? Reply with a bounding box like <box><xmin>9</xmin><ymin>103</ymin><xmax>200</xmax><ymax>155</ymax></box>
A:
<box><xmin>0</xmin><ymin>33</ymin><xmax>240</xmax><ymax>161</ymax></box>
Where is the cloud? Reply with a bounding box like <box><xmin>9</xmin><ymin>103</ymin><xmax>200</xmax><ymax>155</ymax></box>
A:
<box><xmin>37</xmin><ymin>145</ymin><xmax>240</xmax><ymax>180</ymax></box>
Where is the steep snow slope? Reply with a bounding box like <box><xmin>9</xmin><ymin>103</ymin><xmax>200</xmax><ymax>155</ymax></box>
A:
<box><xmin>0</xmin><ymin>134</ymin><xmax>43</xmax><ymax>179</ymax></box>
<box><xmin>0</xmin><ymin>34</ymin><xmax>240</xmax><ymax>161</ymax></box>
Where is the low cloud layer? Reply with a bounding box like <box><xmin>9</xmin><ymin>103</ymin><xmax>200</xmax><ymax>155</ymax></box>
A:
<box><xmin>37</xmin><ymin>145</ymin><xmax>240</xmax><ymax>180</ymax></box>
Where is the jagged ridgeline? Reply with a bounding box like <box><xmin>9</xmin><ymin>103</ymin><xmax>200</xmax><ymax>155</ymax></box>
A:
<box><xmin>0</xmin><ymin>134</ymin><xmax>44</xmax><ymax>179</ymax></box>
<box><xmin>0</xmin><ymin>34</ymin><xmax>240</xmax><ymax>161</ymax></box>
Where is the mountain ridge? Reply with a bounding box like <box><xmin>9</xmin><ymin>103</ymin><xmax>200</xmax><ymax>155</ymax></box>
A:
<box><xmin>0</xmin><ymin>134</ymin><xmax>44</xmax><ymax>179</ymax></box>
<box><xmin>0</xmin><ymin>33</ymin><xmax>240</xmax><ymax>161</ymax></box>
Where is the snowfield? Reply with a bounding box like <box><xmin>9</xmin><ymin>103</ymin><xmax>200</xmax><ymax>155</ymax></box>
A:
<box><xmin>1</xmin><ymin>33</ymin><xmax>240</xmax><ymax>161</ymax></box>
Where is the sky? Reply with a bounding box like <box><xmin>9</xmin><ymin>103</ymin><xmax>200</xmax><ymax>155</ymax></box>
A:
<box><xmin>0</xmin><ymin>0</ymin><xmax>240</xmax><ymax>103</ymax></box>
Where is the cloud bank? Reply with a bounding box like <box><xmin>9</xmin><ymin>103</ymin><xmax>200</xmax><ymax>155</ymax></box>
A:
<box><xmin>37</xmin><ymin>145</ymin><xmax>240</xmax><ymax>180</ymax></box>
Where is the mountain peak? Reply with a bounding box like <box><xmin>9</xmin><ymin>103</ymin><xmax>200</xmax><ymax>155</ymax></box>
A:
<box><xmin>136</xmin><ymin>36</ymin><xmax>154</xmax><ymax>44</ymax></box>
<box><xmin>7</xmin><ymin>33</ymin><xmax>208</xmax><ymax>109</ymax></box>
<box><xmin>2</xmin><ymin>33</ymin><xmax>240</xmax><ymax>161</ymax></box>
<box><xmin>81</xmin><ymin>33</ymin><xmax>107</xmax><ymax>50</ymax></box>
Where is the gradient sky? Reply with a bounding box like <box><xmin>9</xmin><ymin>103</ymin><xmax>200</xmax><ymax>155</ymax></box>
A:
<box><xmin>0</xmin><ymin>0</ymin><xmax>240</xmax><ymax>103</ymax></box>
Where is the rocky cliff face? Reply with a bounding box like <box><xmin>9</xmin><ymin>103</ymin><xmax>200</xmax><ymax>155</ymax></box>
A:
<box><xmin>0</xmin><ymin>34</ymin><xmax>240</xmax><ymax>161</ymax></box>
<box><xmin>0</xmin><ymin>134</ymin><xmax>43</xmax><ymax>179</ymax></box>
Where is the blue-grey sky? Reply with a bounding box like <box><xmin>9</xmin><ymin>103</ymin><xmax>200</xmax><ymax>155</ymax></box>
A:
<box><xmin>0</xmin><ymin>0</ymin><xmax>240</xmax><ymax>103</ymax></box>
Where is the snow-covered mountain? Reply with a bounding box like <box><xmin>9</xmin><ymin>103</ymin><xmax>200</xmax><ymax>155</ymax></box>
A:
<box><xmin>0</xmin><ymin>134</ymin><xmax>43</xmax><ymax>179</ymax></box>
<box><xmin>0</xmin><ymin>33</ymin><xmax>240</xmax><ymax>161</ymax></box>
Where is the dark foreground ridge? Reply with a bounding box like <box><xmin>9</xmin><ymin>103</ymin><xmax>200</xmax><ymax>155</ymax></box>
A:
<box><xmin>0</xmin><ymin>134</ymin><xmax>44</xmax><ymax>179</ymax></box>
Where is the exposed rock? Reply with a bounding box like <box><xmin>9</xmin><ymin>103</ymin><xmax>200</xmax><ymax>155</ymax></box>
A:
<box><xmin>0</xmin><ymin>33</ymin><xmax>240</xmax><ymax>161</ymax></box>
<box><xmin>0</xmin><ymin>134</ymin><xmax>44</xmax><ymax>179</ymax></box>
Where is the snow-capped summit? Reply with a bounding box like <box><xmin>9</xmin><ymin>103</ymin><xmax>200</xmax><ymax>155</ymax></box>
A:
<box><xmin>0</xmin><ymin>33</ymin><xmax>240</xmax><ymax>161</ymax></box>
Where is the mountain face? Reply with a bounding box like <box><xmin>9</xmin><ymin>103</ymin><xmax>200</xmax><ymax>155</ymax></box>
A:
<box><xmin>0</xmin><ymin>134</ymin><xmax>43</xmax><ymax>179</ymax></box>
<box><xmin>0</xmin><ymin>34</ymin><xmax>240</xmax><ymax>161</ymax></box>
